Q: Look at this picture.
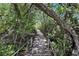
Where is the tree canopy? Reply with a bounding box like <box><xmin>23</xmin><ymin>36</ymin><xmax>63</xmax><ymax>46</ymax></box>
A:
<box><xmin>0</xmin><ymin>3</ymin><xmax>79</xmax><ymax>56</ymax></box>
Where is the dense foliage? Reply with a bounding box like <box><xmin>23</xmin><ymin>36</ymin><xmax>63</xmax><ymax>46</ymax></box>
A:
<box><xmin>0</xmin><ymin>3</ymin><xmax>79</xmax><ymax>56</ymax></box>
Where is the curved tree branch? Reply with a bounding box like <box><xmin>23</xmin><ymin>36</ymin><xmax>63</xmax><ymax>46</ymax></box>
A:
<box><xmin>33</xmin><ymin>3</ymin><xmax>79</xmax><ymax>55</ymax></box>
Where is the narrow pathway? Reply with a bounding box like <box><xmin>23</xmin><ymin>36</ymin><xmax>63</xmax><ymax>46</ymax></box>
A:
<box><xmin>27</xmin><ymin>29</ymin><xmax>52</xmax><ymax>56</ymax></box>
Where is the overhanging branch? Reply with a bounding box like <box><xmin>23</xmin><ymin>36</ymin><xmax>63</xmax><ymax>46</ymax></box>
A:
<box><xmin>33</xmin><ymin>3</ymin><xmax>79</xmax><ymax>55</ymax></box>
